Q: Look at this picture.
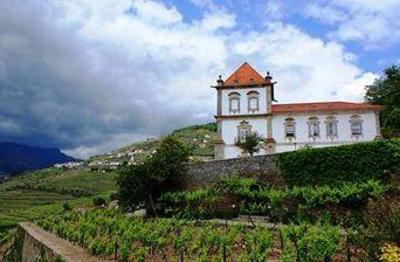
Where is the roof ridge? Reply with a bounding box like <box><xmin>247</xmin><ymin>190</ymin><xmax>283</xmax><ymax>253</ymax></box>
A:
<box><xmin>224</xmin><ymin>62</ymin><xmax>266</xmax><ymax>86</ymax></box>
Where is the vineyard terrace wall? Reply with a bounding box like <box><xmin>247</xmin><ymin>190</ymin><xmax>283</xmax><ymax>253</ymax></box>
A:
<box><xmin>184</xmin><ymin>154</ymin><xmax>285</xmax><ymax>189</ymax></box>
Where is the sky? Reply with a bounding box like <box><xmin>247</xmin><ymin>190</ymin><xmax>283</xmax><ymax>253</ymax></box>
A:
<box><xmin>0</xmin><ymin>0</ymin><xmax>399</xmax><ymax>159</ymax></box>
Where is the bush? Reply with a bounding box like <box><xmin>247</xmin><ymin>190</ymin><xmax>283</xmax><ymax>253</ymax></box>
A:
<box><xmin>277</xmin><ymin>139</ymin><xmax>400</xmax><ymax>187</ymax></box>
<box><xmin>63</xmin><ymin>201</ymin><xmax>72</xmax><ymax>211</ymax></box>
<box><xmin>92</xmin><ymin>197</ymin><xmax>106</xmax><ymax>207</ymax></box>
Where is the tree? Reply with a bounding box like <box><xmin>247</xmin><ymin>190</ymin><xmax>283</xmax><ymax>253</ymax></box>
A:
<box><xmin>365</xmin><ymin>65</ymin><xmax>400</xmax><ymax>138</ymax></box>
<box><xmin>236</xmin><ymin>132</ymin><xmax>263</xmax><ymax>156</ymax></box>
<box><xmin>117</xmin><ymin>136</ymin><xmax>190</xmax><ymax>215</ymax></box>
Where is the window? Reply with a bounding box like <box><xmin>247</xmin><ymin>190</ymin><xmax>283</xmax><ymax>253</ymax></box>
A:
<box><xmin>247</xmin><ymin>91</ymin><xmax>260</xmax><ymax>113</ymax></box>
<box><xmin>228</xmin><ymin>92</ymin><xmax>240</xmax><ymax>113</ymax></box>
<box><xmin>325</xmin><ymin>116</ymin><xmax>338</xmax><ymax>139</ymax></box>
<box><xmin>308</xmin><ymin>117</ymin><xmax>320</xmax><ymax>138</ymax></box>
<box><xmin>284</xmin><ymin>118</ymin><xmax>296</xmax><ymax>139</ymax></box>
<box><xmin>350</xmin><ymin>115</ymin><xmax>363</xmax><ymax>136</ymax></box>
<box><xmin>237</xmin><ymin>120</ymin><xmax>252</xmax><ymax>143</ymax></box>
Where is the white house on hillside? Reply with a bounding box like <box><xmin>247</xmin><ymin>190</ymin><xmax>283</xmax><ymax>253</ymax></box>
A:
<box><xmin>212</xmin><ymin>63</ymin><xmax>382</xmax><ymax>160</ymax></box>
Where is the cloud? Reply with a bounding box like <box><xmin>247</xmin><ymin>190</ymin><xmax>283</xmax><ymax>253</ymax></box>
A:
<box><xmin>230</xmin><ymin>22</ymin><xmax>378</xmax><ymax>103</ymax></box>
<box><xmin>0</xmin><ymin>0</ymin><xmax>378</xmax><ymax>158</ymax></box>
<box><xmin>304</xmin><ymin>0</ymin><xmax>400</xmax><ymax>49</ymax></box>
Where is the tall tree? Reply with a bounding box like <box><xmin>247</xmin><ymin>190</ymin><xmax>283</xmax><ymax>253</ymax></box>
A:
<box><xmin>365</xmin><ymin>65</ymin><xmax>400</xmax><ymax>138</ymax></box>
<box><xmin>117</xmin><ymin>136</ymin><xmax>190</xmax><ymax>215</ymax></box>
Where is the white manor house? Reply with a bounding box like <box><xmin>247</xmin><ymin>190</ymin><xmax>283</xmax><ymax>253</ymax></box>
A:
<box><xmin>213</xmin><ymin>63</ymin><xmax>382</xmax><ymax>160</ymax></box>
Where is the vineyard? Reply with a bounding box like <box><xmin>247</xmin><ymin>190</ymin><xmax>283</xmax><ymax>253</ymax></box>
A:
<box><xmin>36</xmin><ymin>209</ymin><xmax>343</xmax><ymax>262</ymax></box>
<box><xmin>159</xmin><ymin>177</ymin><xmax>391</xmax><ymax>220</ymax></box>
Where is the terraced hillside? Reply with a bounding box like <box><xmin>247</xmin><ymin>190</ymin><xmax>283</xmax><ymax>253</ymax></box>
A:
<box><xmin>0</xmin><ymin>168</ymin><xmax>117</xmax><ymax>230</ymax></box>
<box><xmin>0</xmin><ymin>123</ymin><xmax>216</xmax><ymax>232</ymax></box>
<box><xmin>88</xmin><ymin>123</ymin><xmax>217</xmax><ymax>164</ymax></box>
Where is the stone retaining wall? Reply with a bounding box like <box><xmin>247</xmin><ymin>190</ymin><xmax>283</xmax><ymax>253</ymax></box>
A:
<box><xmin>4</xmin><ymin>222</ymin><xmax>103</xmax><ymax>262</ymax></box>
<box><xmin>184</xmin><ymin>154</ymin><xmax>284</xmax><ymax>189</ymax></box>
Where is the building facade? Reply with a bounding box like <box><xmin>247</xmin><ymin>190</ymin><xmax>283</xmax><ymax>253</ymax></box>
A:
<box><xmin>213</xmin><ymin>63</ymin><xmax>382</xmax><ymax>159</ymax></box>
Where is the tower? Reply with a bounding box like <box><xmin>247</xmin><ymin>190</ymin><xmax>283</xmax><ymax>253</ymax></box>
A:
<box><xmin>212</xmin><ymin>63</ymin><xmax>276</xmax><ymax>159</ymax></box>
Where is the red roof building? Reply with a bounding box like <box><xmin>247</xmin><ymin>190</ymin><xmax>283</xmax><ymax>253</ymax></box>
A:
<box><xmin>213</xmin><ymin>62</ymin><xmax>382</xmax><ymax>160</ymax></box>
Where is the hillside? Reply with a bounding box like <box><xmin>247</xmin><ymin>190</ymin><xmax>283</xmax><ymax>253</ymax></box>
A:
<box><xmin>0</xmin><ymin>167</ymin><xmax>117</xmax><ymax>230</ymax></box>
<box><xmin>0</xmin><ymin>142</ymin><xmax>78</xmax><ymax>176</ymax></box>
<box><xmin>0</xmin><ymin>123</ymin><xmax>216</xmax><ymax>231</ymax></box>
<box><xmin>87</xmin><ymin>122</ymin><xmax>217</xmax><ymax>167</ymax></box>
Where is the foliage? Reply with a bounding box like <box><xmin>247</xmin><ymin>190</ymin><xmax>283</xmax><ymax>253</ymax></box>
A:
<box><xmin>35</xmin><ymin>209</ymin><xmax>343</xmax><ymax>261</ymax></box>
<box><xmin>349</xmin><ymin>196</ymin><xmax>400</xmax><ymax>260</ymax></box>
<box><xmin>365</xmin><ymin>65</ymin><xmax>400</xmax><ymax>138</ymax></box>
<box><xmin>0</xmin><ymin>168</ymin><xmax>116</xmax><ymax>228</ymax></box>
<box><xmin>63</xmin><ymin>201</ymin><xmax>72</xmax><ymax>211</ymax></box>
<box><xmin>117</xmin><ymin>136</ymin><xmax>190</xmax><ymax>213</ymax></box>
<box><xmin>380</xmin><ymin>244</ymin><xmax>400</xmax><ymax>262</ymax></box>
<box><xmin>282</xmin><ymin>222</ymin><xmax>341</xmax><ymax>262</ymax></box>
<box><xmin>235</xmin><ymin>132</ymin><xmax>263</xmax><ymax>156</ymax></box>
<box><xmin>159</xmin><ymin>176</ymin><xmax>390</xmax><ymax>221</ymax></box>
<box><xmin>92</xmin><ymin>196</ymin><xmax>106</xmax><ymax>207</ymax></box>
<box><xmin>276</xmin><ymin>139</ymin><xmax>400</xmax><ymax>187</ymax></box>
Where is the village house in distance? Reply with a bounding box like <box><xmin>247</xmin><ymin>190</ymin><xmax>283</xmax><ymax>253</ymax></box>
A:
<box><xmin>213</xmin><ymin>62</ymin><xmax>382</xmax><ymax>160</ymax></box>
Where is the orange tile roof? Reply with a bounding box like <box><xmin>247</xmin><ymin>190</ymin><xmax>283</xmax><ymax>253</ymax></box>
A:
<box><xmin>224</xmin><ymin>62</ymin><xmax>268</xmax><ymax>86</ymax></box>
<box><xmin>272</xmin><ymin>102</ymin><xmax>381</xmax><ymax>113</ymax></box>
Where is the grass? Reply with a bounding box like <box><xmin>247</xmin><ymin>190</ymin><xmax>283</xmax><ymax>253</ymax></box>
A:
<box><xmin>0</xmin><ymin>168</ymin><xmax>117</xmax><ymax>230</ymax></box>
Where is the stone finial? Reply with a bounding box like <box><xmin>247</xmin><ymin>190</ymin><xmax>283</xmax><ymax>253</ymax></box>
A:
<box><xmin>217</xmin><ymin>75</ymin><xmax>224</xmax><ymax>86</ymax></box>
<box><xmin>265</xmin><ymin>71</ymin><xmax>273</xmax><ymax>81</ymax></box>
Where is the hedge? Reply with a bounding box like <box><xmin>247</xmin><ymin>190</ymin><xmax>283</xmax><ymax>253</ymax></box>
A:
<box><xmin>276</xmin><ymin>139</ymin><xmax>400</xmax><ymax>187</ymax></box>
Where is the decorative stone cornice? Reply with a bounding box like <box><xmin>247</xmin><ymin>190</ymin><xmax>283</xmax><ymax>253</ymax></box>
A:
<box><xmin>210</xmin><ymin>82</ymin><xmax>275</xmax><ymax>90</ymax></box>
<box><xmin>215</xmin><ymin>113</ymin><xmax>271</xmax><ymax>120</ymax></box>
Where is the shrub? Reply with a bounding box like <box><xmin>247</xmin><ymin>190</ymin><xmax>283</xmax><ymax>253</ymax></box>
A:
<box><xmin>63</xmin><ymin>201</ymin><xmax>72</xmax><ymax>211</ymax></box>
<box><xmin>349</xmin><ymin>195</ymin><xmax>400</xmax><ymax>260</ymax></box>
<box><xmin>277</xmin><ymin>139</ymin><xmax>400</xmax><ymax>187</ymax></box>
<box><xmin>92</xmin><ymin>197</ymin><xmax>106</xmax><ymax>207</ymax></box>
<box><xmin>380</xmin><ymin>244</ymin><xmax>400</xmax><ymax>262</ymax></box>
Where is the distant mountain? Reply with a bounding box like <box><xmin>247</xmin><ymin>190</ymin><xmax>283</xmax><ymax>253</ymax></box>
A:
<box><xmin>0</xmin><ymin>142</ymin><xmax>78</xmax><ymax>176</ymax></box>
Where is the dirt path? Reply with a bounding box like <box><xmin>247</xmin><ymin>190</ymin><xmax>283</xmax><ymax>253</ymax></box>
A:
<box><xmin>20</xmin><ymin>222</ymin><xmax>112</xmax><ymax>262</ymax></box>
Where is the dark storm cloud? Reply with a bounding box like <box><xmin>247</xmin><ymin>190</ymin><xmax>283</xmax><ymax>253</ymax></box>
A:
<box><xmin>0</xmin><ymin>1</ymin><xmax>212</xmax><ymax>157</ymax></box>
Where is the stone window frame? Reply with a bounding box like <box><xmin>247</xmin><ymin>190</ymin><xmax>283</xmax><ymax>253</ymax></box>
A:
<box><xmin>228</xmin><ymin>92</ymin><xmax>241</xmax><ymax>114</ymax></box>
<box><xmin>284</xmin><ymin>117</ymin><xmax>296</xmax><ymax>141</ymax></box>
<box><xmin>247</xmin><ymin>90</ymin><xmax>260</xmax><ymax>113</ymax></box>
<box><xmin>350</xmin><ymin>114</ymin><xmax>363</xmax><ymax>138</ymax></box>
<box><xmin>307</xmin><ymin>116</ymin><xmax>320</xmax><ymax>139</ymax></box>
<box><xmin>325</xmin><ymin>116</ymin><xmax>338</xmax><ymax>140</ymax></box>
<box><xmin>236</xmin><ymin>120</ymin><xmax>252</xmax><ymax>143</ymax></box>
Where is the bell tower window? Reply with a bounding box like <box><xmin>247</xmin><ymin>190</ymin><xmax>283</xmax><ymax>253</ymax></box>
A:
<box><xmin>247</xmin><ymin>91</ymin><xmax>260</xmax><ymax>113</ymax></box>
<box><xmin>228</xmin><ymin>92</ymin><xmax>241</xmax><ymax>114</ymax></box>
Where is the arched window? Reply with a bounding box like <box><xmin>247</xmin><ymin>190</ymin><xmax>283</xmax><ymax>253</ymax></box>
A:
<box><xmin>325</xmin><ymin>116</ymin><xmax>338</xmax><ymax>139</ymax></box>
<box><xmin>237</xmin><ymin>120</ymin><xmax>252</xmax><ymax>143</ymax></box>
<box><xmin>350</xmin><ymin>115</ymin><xmax>363</xmax><ymax>137</ymax></box>
<box><xmin>308</xmin><ymin>117</ymin><xmax>320</xmax><ymax>138</ymax></box>
<box><xmin>247</xmin><ymin>91</ymin><xmax>260</xmax><ymax>113</ymax></box>
<box><xmin>228</xmin><ymin>92</ymin><xmax>240</xmax><ymax>114</ymax></box>
<box><xmin>284</xmin><ymin>117</ymin><xmax>296</xmax><ymax>140</ymax></box>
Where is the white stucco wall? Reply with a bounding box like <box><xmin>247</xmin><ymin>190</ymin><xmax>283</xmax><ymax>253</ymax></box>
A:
<box><xmin>221</xmin><ymin>118</ymin><xmax>267</xmax><ymax>159</ymax></box>
<box><xmin>221</xmin><ymin>87</ymin><xmax>267</xmax><ymax>115</ymax></box>
<box><xmin>272</xmin><ymin>111</ymin><xmax>378</xmax><ymax>153</ymax></box>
